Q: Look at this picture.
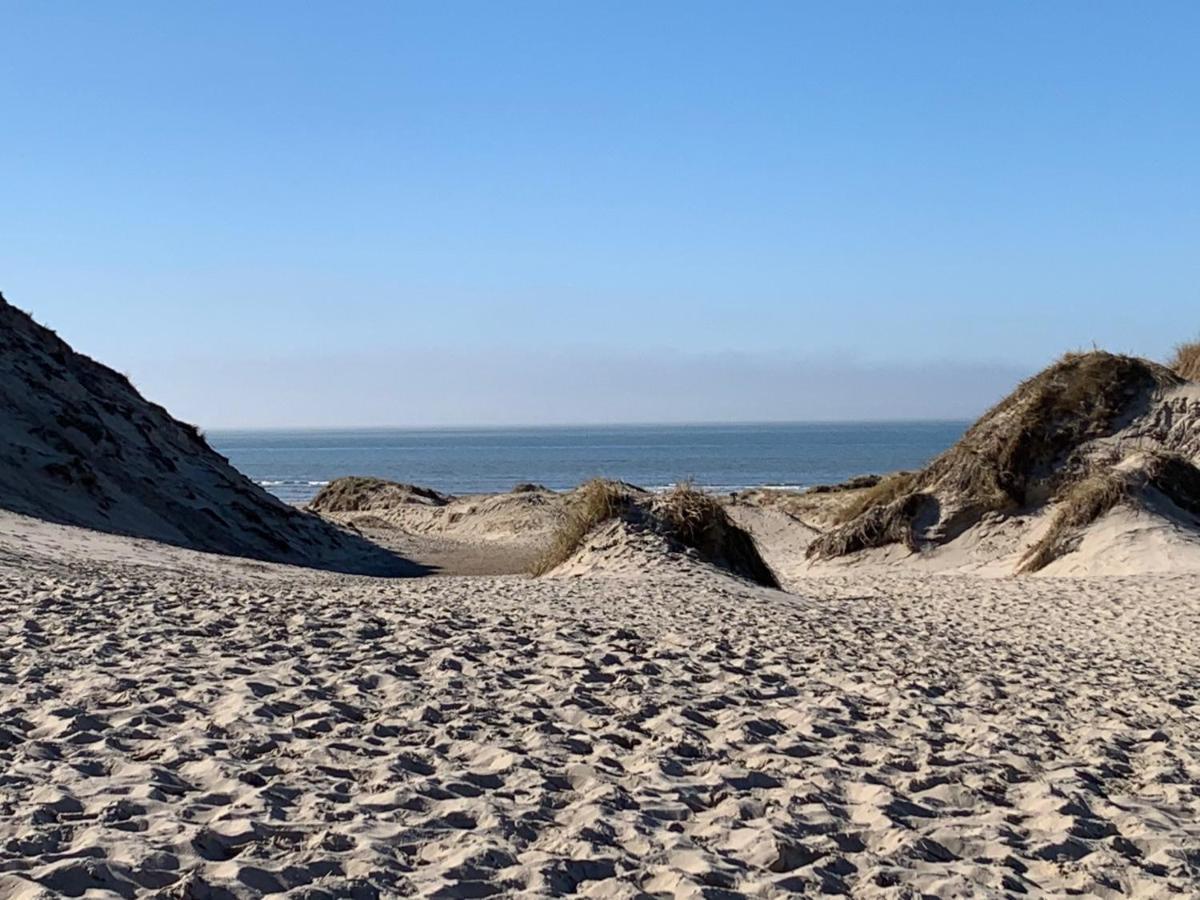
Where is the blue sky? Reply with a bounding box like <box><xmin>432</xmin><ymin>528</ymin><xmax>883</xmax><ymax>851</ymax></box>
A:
<box><xmin>2</xmin><ymin>2</ymin><xmax>1197</xmax><ymax>426</ymax></box>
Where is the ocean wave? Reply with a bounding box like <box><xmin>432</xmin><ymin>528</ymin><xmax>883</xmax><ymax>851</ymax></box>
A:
<box><xmin>256</xmin><ymin>479</ymin><xmax>330</xmax><ymax>487</ymax></box>
<box><xmin>646</xmin><ymin>482</ymin><xmax>809</xmax><ymax>493</ymax></box>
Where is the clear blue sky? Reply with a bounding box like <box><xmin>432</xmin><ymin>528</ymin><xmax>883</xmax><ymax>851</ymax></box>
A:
<box><xmin>2</xmin><ymin>2</ymin><xmax>1197</xmax><ymax>427</ymax></box>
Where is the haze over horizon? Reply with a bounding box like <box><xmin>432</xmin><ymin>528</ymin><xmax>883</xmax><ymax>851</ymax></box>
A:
<box><xmin>3</xmin><ymin>2</ymin><xmax>1197</xmax><ymax>428</ymax></box>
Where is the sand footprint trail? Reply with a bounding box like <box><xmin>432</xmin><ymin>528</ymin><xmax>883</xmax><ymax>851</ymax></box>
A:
<box><xmin>1</xmin><ymin>547</ymin><xmax>1199</xmax><ymax>897</ymax></box>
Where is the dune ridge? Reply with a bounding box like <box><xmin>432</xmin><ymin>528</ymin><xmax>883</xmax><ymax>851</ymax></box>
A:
<box><xmin>0</xmin><ymin>295</ymin><xmax>414</xmax><ymax>575</ymax></box>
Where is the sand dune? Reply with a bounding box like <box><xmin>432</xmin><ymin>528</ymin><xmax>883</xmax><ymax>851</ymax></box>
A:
<box><xmin>0</xmin><ymin>296</ymin><xmax>411</xmax><ymax>575</ymax></box>
<box><xmin>1</xmin><ymin>517</ymin><xmax>1199</xmax><ymax>897</ymax></box>
<box><xmin>719</xmin><ymin>354</ymin><xmax>1200</xmax><ymax>580</ymax></box>
<box><xmin>308</xmin><ymin>478</ymin><xmax>570</xmax><ymax>576</ymax></box>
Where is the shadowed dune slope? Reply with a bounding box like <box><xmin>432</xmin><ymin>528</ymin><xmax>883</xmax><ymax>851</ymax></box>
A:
<box><xmin>0</xmin><ymin>294</ymin><xmax>420</xmax><ymax>575</ymax></box>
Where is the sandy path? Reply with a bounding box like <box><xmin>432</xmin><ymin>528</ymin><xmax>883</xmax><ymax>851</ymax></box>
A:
<box><xmin>1</xmin><ymin>547</ymin><xmax>1198</xmax><ymax>897</ymax></box>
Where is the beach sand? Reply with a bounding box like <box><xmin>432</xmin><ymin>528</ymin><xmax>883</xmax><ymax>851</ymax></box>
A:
<box><xmin>1</xmin><ymin>510</ymin><xmax>1198</xmax><ymax>898</ymax></box>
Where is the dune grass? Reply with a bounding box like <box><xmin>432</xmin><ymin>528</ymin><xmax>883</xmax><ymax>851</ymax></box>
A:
<box><xmin>530</xmin><ymin>479</ymin><xmax>632</xmax><ymax>576</ymax></box>
<box><xmin>1019</xmin><ymin>452</ymin><xmax>1200</xmax><ymax>573</ymax></box>
<box><xmin>654</xmin><ymin>482</ymin><xmax>780</xmax><ymax>588</ymax></box>
<box><xmin>532</xmin><ymin>479</ymin><xmax>779</xmax><ymax>587</ymax></box>
<box><xmin>1018</xmin><ymin>470</ymin><xmax>1130</xmax><ymax>573</ymax></box>
<box><xmin>926</xmin><ymin>351</ymin><xmax>1177</xmax><ymax>509</ymax></box>
<box><xmin>831</xmin><ymin>472</ymin><xmax>917</xmax><ymax>526</ymax></box>
<box><xmin>1170</xmin><ymin>342</ymin><xmax>1200</xmax><ymax>381</ymax></box>
<box><xmin>809</xmin><ymin>352</ymin><xmax>1181</xmax><ymax>561</ymax></box>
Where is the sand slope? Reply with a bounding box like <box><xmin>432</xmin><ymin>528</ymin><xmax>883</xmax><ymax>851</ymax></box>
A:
<box><xmin>310</xmin><ymin>479</ymin><xmax>569</xmax><ymax>575</ymax></box>
<box><xmin>1</xmin><ymin>518</ymin><xmax>1198</xmax><ymax>898</ymax></box>
<box><xmin>0</xmin><ymin>297</ymin><xmax>410</xmax><ymax>575</ymax></box>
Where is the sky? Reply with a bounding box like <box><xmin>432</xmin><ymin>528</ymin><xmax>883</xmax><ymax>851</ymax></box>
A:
<box><xmin>2</xmin><ymin>1</ymin><xmax>1197</xmax><ymax>427</ymax></box>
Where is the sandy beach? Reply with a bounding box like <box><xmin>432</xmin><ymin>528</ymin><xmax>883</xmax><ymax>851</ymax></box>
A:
<box><xmin>3</xmin><ymin>294</ymin><xmax>1200</xmax><ymax>896</ymax></box>
<box><xmin>1</xmin><ymin>510</ymin><xmax>1199</xmax><ymax>898</ymax></box>
<box><xmin>8</xmin><ymin>3</ymin><xmax>1200</xmax><ymax>894</ymax></box>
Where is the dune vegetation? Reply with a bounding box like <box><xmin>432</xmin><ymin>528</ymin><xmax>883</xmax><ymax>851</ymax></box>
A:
<box><xmin>1170</xmin><ymin>341</ymin><xmax>1200</xmax><ymax>381</ymax></box>
<box><xmin>809</xmin><ymin>352</ymin><xmax>1182</xmax><ymax>561</ymax></box>
<box><xmin>532</xmin><ymin>479</ymin><xmax>779</xmax><ymax>587</ymax></box>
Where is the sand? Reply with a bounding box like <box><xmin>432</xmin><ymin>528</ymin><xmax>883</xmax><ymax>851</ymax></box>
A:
<box><xmin>308</xmin><ymin>482</ymin><xmax>574</xmax><ymax>577</ymax></box>
<box><xmin>1</xmin><ymin>510</ymin><xmax>1199</xmax><ymax>898</ymax></box>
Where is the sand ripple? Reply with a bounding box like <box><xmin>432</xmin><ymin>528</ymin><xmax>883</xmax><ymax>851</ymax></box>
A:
<box><xmin>1</xmin><ymin>560</ymin><xmax>1199</xmax><ymax>897</ymax></box>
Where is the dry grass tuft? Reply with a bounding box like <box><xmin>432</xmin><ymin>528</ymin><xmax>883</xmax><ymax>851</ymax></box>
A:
<box><xmin>654</xmin><ymin>482</ymin><xmax>780</xmax><ymax>588</ymax></box>
<box><xmin>1018</xmin><ymin>470</ymin><xmax>1131</xmax><ymax>573</ymax></box>
<box><xmin>808</xmin><ymin>490</ymin><xmax>928</xmax><ymax>560</ymax></box>
<box><xmin>1019</xmin><ymin>451</ymin><xmax>1200</xmax><ymax>573</ymax></box>
<box><xmin>532</xmin><ymin>480</ymin><xmax>778</xmax><ymax>587</ymax></box>
<box><xmin>1170</xmin><ymin>342</ymin><xmax>1200</xmax><ymax>381</ymax></box>
<box><xmin>529</xmin><ymin>479</ymin><xmax>633</xmax><ymax>576</ymax></box>
<box><xmin>809</xmin><ymin>351</ymin><xmax>1181</xmax><ymax>561</ymax></box>
<box><xmin>832</xmin><ymin>472</ymin><xmax>917</xmax><ymax>525</ymax></box>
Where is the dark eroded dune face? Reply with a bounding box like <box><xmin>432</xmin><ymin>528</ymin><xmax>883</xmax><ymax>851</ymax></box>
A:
<box><xmin>0</xmin><ymin>295</ymin><xmax>421</xmax><ymax>575</ymax></box>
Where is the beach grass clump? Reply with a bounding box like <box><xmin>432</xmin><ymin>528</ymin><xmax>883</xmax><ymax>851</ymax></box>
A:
<box><xmin>1170</xmin><ymin>342</ymin><xmax>1200</xmax><ymax>381</ymax></box>
<box><xmin>1018</xmin><ymin>469</ymin><xmax>1131</xmax><ymax>573</ymax></box>
<box><xmin>809</xmin><ymin>490</ymin><xmax>928</xmax><ymax>560</ymax></box>
<box><xmin>809</xmin><ymin>351</ymin><xmax>1182</xmax><ymax>561</ymax></box>
<box><xmin>653</xmin><ymin>482</ymin><xmax>780</xmax><ymax>588</ymax></box>
<box><xmin>1018</xmin><ymin>451</ymin><xmax>1200</xmax><ymax>573</ymax></box>
<box><xmin>831</xmin><ymin>472</ymin><xmax>917</xmax><ymax>525</ymax></box>
<box><xmin>530</xmin><ymin>479</ymin><xmax>633</xmax><ymax>575</ymax></box>
<box><xmin>532</xmin><ymin>479</ymin><xmax>779</xmax><ymax>587</ymax></box>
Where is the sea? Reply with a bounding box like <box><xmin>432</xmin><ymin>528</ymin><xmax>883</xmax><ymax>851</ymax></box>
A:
<box><xmin>208</xmin><ymin>422</ymin><xmax>968</xmax><ymax>506</ymax></box>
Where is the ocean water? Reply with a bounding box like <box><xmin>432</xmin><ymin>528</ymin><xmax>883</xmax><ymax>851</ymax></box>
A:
<box><xmin>208</xmin><ymin>422</ymin><xmax>968</xmax><ymax>505</ymax></box>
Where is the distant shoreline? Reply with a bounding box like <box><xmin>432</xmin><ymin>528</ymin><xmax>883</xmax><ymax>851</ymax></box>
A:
<box><xmin>205</xmin><ymin>418</ymin><xmax>973</xmax><ymax>435</ymax></box>
<box><xmin>208</xmin><ymin>421</ymin><xmax>969</xmax><ymax>505</ymax></box>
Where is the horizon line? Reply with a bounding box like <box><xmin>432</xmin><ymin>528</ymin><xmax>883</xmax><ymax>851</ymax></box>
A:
<box><xmin>203</xmin><ymin>417</ymin><xmax>974</xmax><ymax>433</ymax></box>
